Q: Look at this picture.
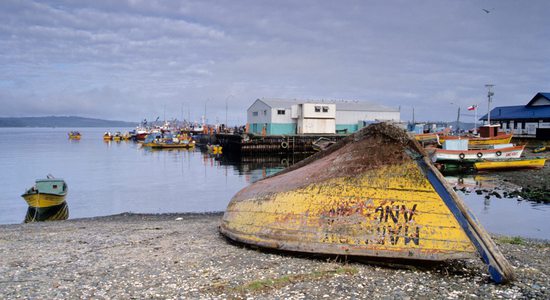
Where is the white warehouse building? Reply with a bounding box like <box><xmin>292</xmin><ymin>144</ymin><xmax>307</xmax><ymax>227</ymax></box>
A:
<box><xmin>247</xmin><ymin>98</ymin><xmax>400</xmax><ymax>135</ymax></box>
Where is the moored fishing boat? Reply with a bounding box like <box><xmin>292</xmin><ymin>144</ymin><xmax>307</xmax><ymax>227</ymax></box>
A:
<box><xmin>21</xmin><ymin>175</ymin><xmax>69</xmax><ymax>222</ymax></box>
<box><xmin>68</xmin><ymin>131</ymin><xmax>81</xmax><ymax>140</ymax></box>
<box><xmin>103</xmin><ymin>132</ymin><xmax>112</xmax><ymax>141</ymax></box>
<box><xmin>533</xmin><ymin>146</ymin><xmax>547</xmax><ymax>153</ymax></box>
<box><xmin>474</xmin><ymin>157</ymin><xmax>547</xmax><ymax>171</ymax></box>
<box><xmin>149</xmin><ymin>140</ymin><xmax>195</xmax><ymax>149</ymax></box>
<box><xmin>142</xmin><ymin>132</ymin><xmax>195</xmax><ymax>149</ymax></box>
<box><xmin>438</xmin><ymin>133</ymin><xmax>513</xmax><ymax>147</ymax></box>
<box><xmin>113</xmin><ymin>131</ymin><xmax>122</xmax><ymax>141</ymax></box>
<box><xmin>433</xmin><ymin>145</ymin><xmax>524</xmax><ymax>162</ymax></box>
<box><xmin>220</xmin><ymin>123</ymin><xmax>514</xmax><ymax>283</ymax></box>
<box><xmin>413</xmin><ymin>132</ymin><xmax>439</xmax><ymax>142</ymax></box>
<box><xmin>134</xmin><ymin>127</ymin><xmax>148</xmax><ymax>141</ymax></box>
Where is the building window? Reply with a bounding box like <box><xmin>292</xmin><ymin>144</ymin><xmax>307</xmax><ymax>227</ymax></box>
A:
<box><xmin>263</xmin><ymin>110</ymin><xmax>267</xmax><ymax>115</ymax></box>
<box><xmin>252</xmin><ymin>111</ymin><xmax>258</xmax><ymax>116</ymax></box>
<box><xmin>322</xmin><ymin>106</ymin><xmax>329</xmax><ymax>113</ymax></box>
<box><xmin>315</xmin><ymin>106</ymin><xmax>321</xmax><ymax>112</ymax></box>
<box><xmin>277</xmin><ymin>109</ymin><xmax>285</xmax><ymax>115</ymax></box>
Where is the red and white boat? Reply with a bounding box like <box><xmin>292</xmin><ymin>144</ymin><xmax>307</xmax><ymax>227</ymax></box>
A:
<box><xmin>433</xmin><ymin>145</ymin><xmax>525</xmax><ymax>162</ymax></box>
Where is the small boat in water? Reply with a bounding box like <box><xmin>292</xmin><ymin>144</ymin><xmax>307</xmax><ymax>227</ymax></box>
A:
<box><xmin>433</xmin><ymin>145</ymin><xmax>524</xmax><ymax>162</ymax></box>
<box><xmin>413</xmin><ymin>133</ymin><xmax>439</xmax><ymax>143</ymax></box>
<box><xmin>21</xmin><ymin>175</ymin><xmax>69</xmax><ymax>222</ymax></box>
<box><xmin>68</xmin><ymin>131</ymin><xmax>81</xmax><ymax>140</ymax></box>
<box><xmin>143</xmin><ymin>132</ymin><xmax>195</xmax><ymax>149</ymax></box>
<box><xmin>112</xmin><ymin>131</ymin><xmax>122</xmax><ymax>141</ymax></box>
<box><xmin>474</xmin><ymin>157</ymin><xmax>547</xmax><ymax>171</ymax></box>
<box><xmin>220</xmin><ymin>123</ymin><xmax>514</xmax><ymax>283</ymax></box>
<box><xmin>103</xmin><ymin>132</ymin><xmax>112</xmax><ymax>141</ymax></box>
<box><xmin>533</xmin><ymin>146</ymin><xmax>547</xmax><ymax>153</ymax></box>
<box><xmin>438</xmin><ymin>133</ymin><xmax>513</xmax><ymax>147</ymax></box>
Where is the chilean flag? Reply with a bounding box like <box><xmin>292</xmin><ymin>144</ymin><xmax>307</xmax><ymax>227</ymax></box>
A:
<box><xmin>467</xmin><ymin>104</ymin><xmax>477</xmax><ymax>111</ymax></box>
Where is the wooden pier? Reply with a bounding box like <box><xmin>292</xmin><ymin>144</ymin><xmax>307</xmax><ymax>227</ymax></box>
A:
<box><xmin>215</xmin><ymin>133</ymin><xmax>347</xmax><ymax>155</ymax></box>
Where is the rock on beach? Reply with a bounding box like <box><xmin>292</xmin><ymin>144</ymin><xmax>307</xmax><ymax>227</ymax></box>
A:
<box><xmin>0</xmin><ymin>213</ymin><xmax>548</xmax><ymax>299</ymax></box>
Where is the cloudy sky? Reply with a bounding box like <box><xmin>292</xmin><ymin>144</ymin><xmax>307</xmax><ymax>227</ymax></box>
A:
<box><xmin>1</xmin><ymin>0</ymin><xmax>549</xmax><ymax>124</ymax></box>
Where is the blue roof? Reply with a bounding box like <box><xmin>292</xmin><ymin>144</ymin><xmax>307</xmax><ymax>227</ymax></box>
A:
<box><xmin>526</xmin><ymin>92</ymin><xmax>550</xmax><ymax>106</ymax></box>
<box><xmin>479</xmin><ymin>92</ymin><xmax>550</xmax><ymax>121</ymax></box>
<box><xmin>480</xmin><ymin>105</ymin><xmax>550</xmax><ymax>120</ymax></box>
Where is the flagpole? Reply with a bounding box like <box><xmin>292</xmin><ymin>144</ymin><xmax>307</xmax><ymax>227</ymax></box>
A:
<box><xmin>474</xmin><ymin>105</ymin><xmax>477</xmax><ymax>134</ymax></box>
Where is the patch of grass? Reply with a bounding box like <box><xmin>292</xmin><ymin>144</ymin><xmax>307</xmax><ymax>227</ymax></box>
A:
<box><xmin>497</xmin><ymin>236</ymin><xmax>527</xmax><ymax>245</ymax></box>
<box><xmin>230</xmin><ymin>266</ymin><xmax>358</xmax><ymax>294</ymax></box>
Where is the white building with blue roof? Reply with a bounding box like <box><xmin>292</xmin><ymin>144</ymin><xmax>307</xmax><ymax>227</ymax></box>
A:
<box><xmin>247</xmin><ymin>98</ymin><xmax>400</xmax><ymax>135</ymax></box>
<box><xmin>480</xmin><ymin>92</ymin><xmax>550</xmax><ymax>138</ymax></box>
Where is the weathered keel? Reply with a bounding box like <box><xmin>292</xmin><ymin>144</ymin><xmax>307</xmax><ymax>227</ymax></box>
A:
<box><xmin>220</xmin><ymin>123</ymin><xmax>514</xmax><ymax>283</ymax></box>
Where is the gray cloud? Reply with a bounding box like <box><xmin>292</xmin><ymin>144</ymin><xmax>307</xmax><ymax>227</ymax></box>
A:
<box><xmin>0</xmin><ymin>0</ymin><xmax>549</xmax><ymax>123</ymax></box>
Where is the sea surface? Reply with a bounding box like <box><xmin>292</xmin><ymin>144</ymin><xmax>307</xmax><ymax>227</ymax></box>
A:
<box><xmin>1</xmin><ymin>127</ymin><xmax>549</xmax><ymax>240</ymax></box>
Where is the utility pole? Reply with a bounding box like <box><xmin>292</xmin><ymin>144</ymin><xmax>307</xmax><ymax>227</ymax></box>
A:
<box><xmin>485</xmin><ymin>84</ymin><xmax>494</xmax><ymax>125</ymax></box>
<box><xmin>225</xmin><ymin>98</ymin><xmax>228</xmax><ymax>126</ymax></box>
<box><xmin>456</xmin><ymin>106</ymin><xmax>461</xmax><ymax>132</ymax></box>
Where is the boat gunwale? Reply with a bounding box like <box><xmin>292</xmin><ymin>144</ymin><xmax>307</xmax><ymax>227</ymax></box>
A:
<box><xmin>434</xmin><ymin>145</ymin><xmax>524</xmax><ymax>155</ymax></box>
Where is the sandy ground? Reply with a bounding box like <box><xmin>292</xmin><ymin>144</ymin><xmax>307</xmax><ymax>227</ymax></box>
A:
<box><xmin>1</xmin><ymin>213</ymin><xmax>548</xmax><ymax>299</ymax></box>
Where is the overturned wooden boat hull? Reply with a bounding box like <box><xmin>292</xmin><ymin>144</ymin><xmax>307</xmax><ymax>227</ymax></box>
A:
<box><xmin>475</xmin><ymin>158</ymin><xmax>547</xmax><ymax>170</ymax></box>
<box><xmin>220</xmin><ymin>123</ymin><xmax>514</xmax><ymax>283</ymax></box>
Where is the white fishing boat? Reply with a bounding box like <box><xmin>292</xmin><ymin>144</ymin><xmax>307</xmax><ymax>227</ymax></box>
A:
<box><xmin>433</xmin><ymin>145</ymin><xmax>525</xmax><ymax>162</ymax></box>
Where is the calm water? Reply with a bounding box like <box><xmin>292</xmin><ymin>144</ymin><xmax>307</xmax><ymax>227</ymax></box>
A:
<box><xmin>1</xmin><ymin>128</ymin><xmax>548</xmax><ymax>240</ymax></box>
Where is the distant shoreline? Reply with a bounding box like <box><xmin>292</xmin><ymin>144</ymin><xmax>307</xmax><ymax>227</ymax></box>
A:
<box><xmin>0</xmin><ymin>116</ymin><xmax>137</xmax><ymax>128</ymax></box>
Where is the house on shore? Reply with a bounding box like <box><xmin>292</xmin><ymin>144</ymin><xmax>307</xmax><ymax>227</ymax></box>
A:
<box><xmin>246</xmin><ymin>98</ymin><xmax>400</xmax><ymax>135</ymax></box>
<box><xmin>480</xmin><ymin>92</ymin><xmax>550</xmax><ymax>138</ymax></box>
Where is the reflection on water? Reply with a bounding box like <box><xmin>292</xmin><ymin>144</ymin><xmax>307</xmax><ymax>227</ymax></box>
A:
<box><xmin>0</xmin><ymin>127</ymin><xmax>548</xmax><ymax>240</ymax></box>
<box><xmin>217</xmin><ymin>153</ymin><xmax>310</xmax><ymax>184</ymax></box>
<box><xmin>444</xmin><ymin>175</ymin><xmax>550</xmax><ymax>240</ymax></box>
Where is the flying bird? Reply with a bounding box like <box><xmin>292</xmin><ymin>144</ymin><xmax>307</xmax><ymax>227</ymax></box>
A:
<box><xmin>482</xmin><ymin>8</ymin><xmax>491</xmax><ymax>13</ymax></box>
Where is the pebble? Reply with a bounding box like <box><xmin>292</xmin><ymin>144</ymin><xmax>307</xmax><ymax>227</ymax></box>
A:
<box><xmin>0</xmin><ymin>213</ymin><xmax>548</xmax><ymax>299</ymax></box>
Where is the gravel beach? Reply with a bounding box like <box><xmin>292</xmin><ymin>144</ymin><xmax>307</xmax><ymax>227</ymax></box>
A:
<box><xmin>1</xmin><ymin>213</ymin><xmax>548</xmax><ymax>299</ymax></box>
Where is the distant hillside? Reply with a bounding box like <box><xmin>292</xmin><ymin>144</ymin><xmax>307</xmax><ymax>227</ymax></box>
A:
<box><xmin>0</xmin><ymin>116</ymin><xmax>137</xmax><ymax>128</ymax></box>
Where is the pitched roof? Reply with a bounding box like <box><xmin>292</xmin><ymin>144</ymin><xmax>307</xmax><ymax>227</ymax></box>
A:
<box><xmin>526</xmin><ymin>92</ymin><xmax>550</xmax><ymax>106</ymax></box>
<box><xmin>255</xmin><ymin>98</ymin><xmax>399</xmax><ymax>112</ymax></box>
<box><xmin>479</xmin><ymin>105</ymin><xmax>550</xmax><ymax>120</ymax></box>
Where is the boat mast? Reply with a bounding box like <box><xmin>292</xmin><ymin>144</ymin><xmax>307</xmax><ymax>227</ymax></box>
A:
<box><xmin>485</xmin><ymin>84</ymin><xmax>494</xmax><ymax>125</ymax></box>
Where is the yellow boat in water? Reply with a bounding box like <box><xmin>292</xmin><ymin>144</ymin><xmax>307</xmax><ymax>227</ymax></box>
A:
<box><xmin>21</xmin><ymin>175</ymin><xmax>69</xmax><ymax>222</ymax></box>
<box><xmin>475</xmin><ymin>157</ymin><xmax>547</xmax><ymax>170</ymax></box>
<box><xmin>438</xmin><ymin>134</ymin><xmax>513</xmax><ymax>146</ymax></box>
<box><xmin>220</xmin><ymin>123</ymin><xmax>514</xmax><ymax>283</ymax></box>
<box><xmin>68</xmin><ymin>131</ymin><xmax>81</xmax><ymax>140</ymax></box>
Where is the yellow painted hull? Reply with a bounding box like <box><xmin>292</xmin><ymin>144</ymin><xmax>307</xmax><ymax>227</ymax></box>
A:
<box><xmin>22</xmin><ymin>193</ymin><xmax>66</xmax><ymax>208</ymax></box>
<box><xmin>220</xmin><ymin>123</ymin><xmax>515</xmax><ymax>283</ymax></box>
<box><xmin>223</xmin><ymin>164</ymin><xmax>476</xmax><ymax>260</ymax></box>
<box><xmin>413</xmin><ymin>133</ymin><xmax>438</xmax><ymax>142</ymax></box>
<box><xmin>222</xmin><ymin>127</ymin><xmax>479</xmax><ymax>261</ymax></box>
<box><xmin>475</xmin><ymin>158</ymin><xmax>547</xmax><ymax>170</ymax></box>
<box><xmin>439</xmin><ymin>134</ymin><xmax>513</xmax><ymax>146</ymax></box>
<box><xmin>68</xmin><ymin>135</ymin><xmax>81</xmax><ymax>140</ymax></box>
